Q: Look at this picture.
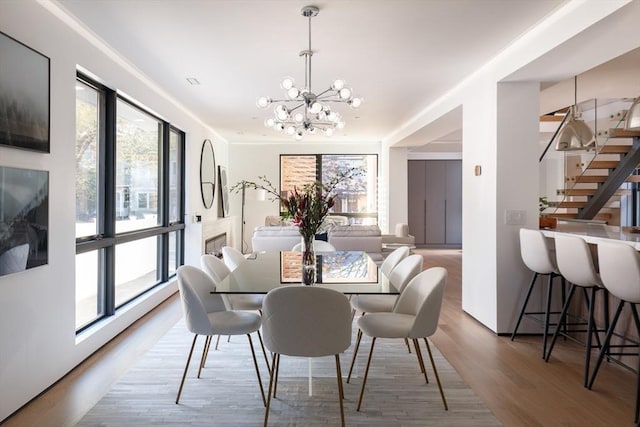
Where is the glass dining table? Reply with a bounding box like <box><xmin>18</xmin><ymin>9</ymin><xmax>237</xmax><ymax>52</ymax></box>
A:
<box><xmin>213</xmin><ymin>250</ymin><xmax>398</xmax><ymax>295</ymax></box>
<box><xmin>211</xmin><ymin>250</ymin><xmax>396</xmax><ymax>397</ymax></box>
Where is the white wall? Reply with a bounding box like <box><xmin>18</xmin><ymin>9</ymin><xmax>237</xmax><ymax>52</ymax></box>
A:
<box><xmin>228</xmin><ymin>141</ymin><xmax>381</xmax><ymax>251</ymax></box>
<box><xmin>0</xmin><ymin>2</ymin><xmax>225</xmax><ymax>420</ymax></box>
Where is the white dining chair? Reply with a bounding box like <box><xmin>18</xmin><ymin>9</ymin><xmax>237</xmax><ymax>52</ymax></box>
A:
<box><xmin>351</xmin><ymin>267</ymin><xmax>449</xmax><ymax>412</ymax></box>
<box><xmin>261</xmin><ymin>285</ymin><xmax>352</xmax><ymax>426</ymax></box>
<box><xmin>200</xmin><ymin>255</ymin><xmax>268</xmax><ymax>369</ymax></box>
<box><xmin>380</xmin><ymin>245</ymin><xmax>410</xmax><ymax>277</ymax></box>
<box><xmin>221</xmin><ymin>246</ymin><xmax>247</xmax><ymax>271</ymax></box>
<box><xmin>175</xmin><ymin>265</ymin><xmax>266</xmax><ymax>405</ymax></box>
<box><xmin>588</xmin><ymin>242</ymin><xmax>640</xmax><ymax>424</ymax></box>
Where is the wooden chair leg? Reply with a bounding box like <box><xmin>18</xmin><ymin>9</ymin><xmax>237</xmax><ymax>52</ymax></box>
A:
<box><xmin>335</xmin><ymin>354</ymin><xmax>345</xmax><ymax>426</ymax></box>
<box><xmin>423</xmin><ymin>337</ymin><xmax>448</xmax><ymax>410</ymax></box>
<box><xmin>347</xmin><ymin>328</ymin><xmax>363</xmax><ymax>383</ymax></box>
<box><xmin>413</xmin><ymin>339</ymin><xmax>429</xmax><ymax>383</ymax></box>
<box><xmin>176</xmin><ymin>334</ymin><xmax>198</xmax><ymax>404</ymax></box>
<box><xmin>247</xmin><ymin>334</ymin><xmax>266</xmax><ymax>407</ymax></box>
<box><xmin>356</xmin><ymin>337</ymin><xmax>376</xmax><ymax>411</ymax></box>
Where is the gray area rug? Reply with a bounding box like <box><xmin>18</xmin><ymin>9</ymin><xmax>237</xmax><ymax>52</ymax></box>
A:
<box><xmin>78</xmin><ymin>319</ymin><xmax>501</xmax><ymax>426</ymax></box>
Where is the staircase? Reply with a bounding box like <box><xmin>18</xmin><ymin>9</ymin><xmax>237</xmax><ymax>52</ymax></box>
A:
<box><xmin>547</xmin><ymin>128</ymin><xmax>640</xmax><ymax>225</ymax></box>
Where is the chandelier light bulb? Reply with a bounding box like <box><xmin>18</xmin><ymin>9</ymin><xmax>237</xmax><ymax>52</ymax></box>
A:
<box><xmin>275</xmin><ymin>123</ymin><xmax>285</xmax><ymax>131</ymax></box>
<box><xmin>286</xmin><ymin>126</ymin><xmax>296</xmax><ymax>135</ymax></box>
<box><xmin>336</xmin><ymin>121</ymin><xmax>345</xmax><ymax>129</ymax></box>
<box><xmin>295</xmin><ymin>130</ymin><xmax>304</xmax><ymax>141</ymax></box>
<box><xmin>281</xmin><ymin>77</ymin><xmax>295</xmax><ymax>90</ymax></box>
<box><xmin>318</xmin><ymin>111</ymin><xmax>326</xmax><ymax>120</ymax></box>
<box><xmin>308</xmin><ymin>126</ymin><xmax>316</xmax><ymax>134</ymax></box>
<box><xmin>332</xmin><ymin>79</ymin><xmax>345</xmax><ymax>90</ymax></box>
<box><xmin>287</xmin><ymin>87</ymin><xmax>300</xmax><ymax>99</ymax></box>
<box><xmin>294</xmin><ymin>112</ymin><xmax>304</xmax><ymax>122</ymax></box>
<box><xmin>310</xmin><ymin>102</ymin><xmax>322</xmax><ymax>114</ymax></box>
<box><xmin>350</xmin><ymin>97</ymin><xmax>362</xmax><ymax>108</ymax></box>
<box><xmin>339</xmin><ymin>88</ymin><xmax>352</xmax><ymax>100</ymax></box>
<box><xmin>323</xmin><ymin>127</ymin><xmax>334</xmax><ymax>137</ymax></box>
<box><xmin>256</xmin><ymin>96</ymin><xmax>271</xmax><ymax>108</ymax></box>
<box><xmin>264</xmin><ymin>118</ymin><xmax>275</xmax><ymax>127</ymax></box>
<box><xmin>327</xmin><ymin>111</ymin><xmax>338</xmax><ymax>122</ymax></box>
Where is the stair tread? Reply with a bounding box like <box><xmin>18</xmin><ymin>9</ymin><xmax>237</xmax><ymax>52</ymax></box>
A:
<box><xmin>563</xmin><ymin>188</ymin><xmax>631</xmax><ymax>196</ymax></box>
<box><xmin>609</xmin><ymin>128</ymin><xmax>640</xmax><ymax>138</ymax></box>
<box><xmin>588</xmin><ymin>160</ymin><xmax>620</xmax><ymax>169</ymax></box>
<box><xmin>599</xmin><ymin>145</ymin><xmax>632</xmax><ymax>154</ymax></box>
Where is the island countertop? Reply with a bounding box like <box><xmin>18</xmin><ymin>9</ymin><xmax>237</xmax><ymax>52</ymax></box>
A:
<box><xmin>539</xmin><ymin>221</ymin><xmax>640</xmax><ymax>250</ymax></box>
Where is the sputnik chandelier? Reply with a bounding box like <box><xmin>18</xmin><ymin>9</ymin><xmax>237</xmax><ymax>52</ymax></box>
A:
<box><xmin>256</xmin><ymin>5</ymin><xmax>362</xmax><ymax>140</ymax></box>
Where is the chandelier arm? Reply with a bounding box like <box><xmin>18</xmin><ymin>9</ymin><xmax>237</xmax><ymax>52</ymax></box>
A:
<box><xmin>288</xmin><ymin>103</ymin><xmax>305</xmax><ymax>112</ymax></box>
<box><xmin>308</xmin><ymin>13</ymin><xmax>312</xmax><ymax>91</ymax></box>
<box><xmin>315</xmin><ymin>88</ymin><xmax>333</xmax><ymax>98</ymax></box>
<box><xmin>317</xmin><ymin>99</ymin><xmax>350</xmax><ymax>103</ymax></box>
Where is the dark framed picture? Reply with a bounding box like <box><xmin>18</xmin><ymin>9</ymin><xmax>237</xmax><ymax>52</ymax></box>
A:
<box><xmin>0</xmin><ymin>31</ymin><xmax>50</xmax><ymax>153</ymax></box>
<box><xmin>0</xmin><ymin>165</ymin><xmax>49</xmax><ymax>277</ymax></box>
<box><xmin>218</xmin><ymin>165</ymin><xmax>230</xmax><ymax>217</ymax></box>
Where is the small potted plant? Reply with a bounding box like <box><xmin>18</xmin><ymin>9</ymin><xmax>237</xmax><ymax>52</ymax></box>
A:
<box><xmin>538</xmin><ymin>196</ymin><xmax>557</xmax><ymax>229</ymax></box>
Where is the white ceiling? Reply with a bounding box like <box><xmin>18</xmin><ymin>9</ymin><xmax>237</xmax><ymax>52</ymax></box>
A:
<box><xmin>56</xmin><ymin>0</ymin><xmax>568</xmax><ymax>144</ymax></box>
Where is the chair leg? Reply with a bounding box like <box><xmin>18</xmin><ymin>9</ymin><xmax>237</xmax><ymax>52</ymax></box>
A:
<box><xmin>423</xmin><ymin>338</ymin><xmax>448</xmax><ymax>410</ymax></box>
<box><xmin>630</xmin><ymin>304</ymin><xmax>640</xmax><ymax>424</ymax></box>
<box><xmin>347</xmin><ymin>328</ymin><xmax>363</xmax><ymax>383</ymax></box>
<box><xmin>335</xmin><ymin>354</ymin><xmax>346</xmax><ymax>427</ymax></box>
<box><xmin>176</xmin><ymin>334</ymin><xmax>198</xmax><ymax>404</ymax></box>
<box><xmin>588</xmin><ymin>300</ymin><xmax>624</xmax><ymax>390</ymax></box>
<box><xmin>404</xmin><ymin>337</ymin><xmax>412</xmax><ymax>354</ymax></box>
<box><xmin>545</xmin><ymin>284</ymin><xmax>576</xmax><ymax>362</ymax></box>
<box><xmin>247</xmin><ymin>334</ymin><xmax>266</xmax><ymax>407</ymax></box>
<box><xmin>542</xmin><ymin>273</ymin><xmax>555</xmax><ymax>359</ymax></box>
<box><xmin>413</xmin><ymin>338</ymin><xmax>429</xmax><ymax>383</ymax></box>
<box><xmin>257</xmin><ymin>330</ymin><xmax>271</xmax><ymax>374</ymax></box>
<box><xmin>198</xmin><ymin>335</ymin><xmax>212</xmax><ymax>378</ymax></box>
<box><xmin>273</xmin><ymin>353</ymin><xmax>280</xmax><ymax>398</ymax></box>
<box><xmin>583</xmin><ymin>287</ymin><xmax>598</xmax><ymax>387</ymax></box>
<box><xmin>215</xmin><ymin>335</ymin><xmax>221</xmax><ymax>350</ymax></box>
<box><xmin>356</xmin><ymin>337</ymin><xmax>376</xmax><ymax>411</ymax></box>
<box><xmin>264</xmin><ymin>353</ymin><xmax>278</xmax><ymax>427</ymax></box>
<box><xmin>511</xmin><ymin>272</ymin><xmax>538</xmax><ymax>341</ymax></box>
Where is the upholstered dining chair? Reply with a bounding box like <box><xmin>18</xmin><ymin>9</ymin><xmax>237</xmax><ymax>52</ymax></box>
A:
<box><xmin>588</xmin><ymin>242</ymin><xmax>640</xmax><ymax>424</ymax></box>
<box><xmin>291</xmin><ymin>239</ymin><xmax>336</xmax><ymax>252</ymax></box>
<box><xmin>221</xmin><ymin>246</ymin><xmax>247</xmax><ymax>272</ymax></box>
<box><xmin>175</xmin><ymin>265</ymin><xmax>266</xmax><ymax>405</ymax></box>
<box><xmin>380</xmin><ymin>245</ymin><xmax>410</xmax><ymax>277</ymax></box>
<box><xmin>261</xmin><ymin>285</ymin><xmax>352</xmax><ymax>426</ymax></box>
<box><xmin>200</xmin><ymin>255</ymin><xmax>268</xmax><ymax>369</ymax></box>
<box><xmin>350</xmin><ymin>267</ymin><xmax>449</xmax><ymax>412</ymax></box>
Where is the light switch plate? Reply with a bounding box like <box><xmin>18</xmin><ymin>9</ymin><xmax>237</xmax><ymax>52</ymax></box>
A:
<box><xmin>505</xmin><ymin>210</ymin><xmax>526</xmax><ymax>225</ymax></box>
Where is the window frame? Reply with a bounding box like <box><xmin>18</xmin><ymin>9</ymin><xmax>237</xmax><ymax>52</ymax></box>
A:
<box><xmin>75</xmin><ymin>72</ymin><xmax>185</xmax><ymax>333</ymax></box>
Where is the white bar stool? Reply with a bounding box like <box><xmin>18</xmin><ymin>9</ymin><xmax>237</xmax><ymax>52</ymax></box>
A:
<box><xmin>544</xmin><ymin>233</ymin><xmax>607</xmax><ymax>387</ymax></box>
<box><xmin>588</xmin><ymin>242</ymin><xmax>640</xmax><ymax>424</ymax></box>
<box><xmin>511</xmin><ymin>228</ymin><xmax>567</xmax><ymax>358</ymax></box>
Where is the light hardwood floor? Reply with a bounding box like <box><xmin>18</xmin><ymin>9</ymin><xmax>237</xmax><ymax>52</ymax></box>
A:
<box><xmin>2</xmin><ymin>249</ymin><xmax>636</xmax><ymax>426</ymax></box>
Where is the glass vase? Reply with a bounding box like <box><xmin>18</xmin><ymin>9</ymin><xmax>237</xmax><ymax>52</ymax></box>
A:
<box><xmin>301</xmin><ymin>234</ymin><xmax>316</xmax><ymax>285</ymax></box>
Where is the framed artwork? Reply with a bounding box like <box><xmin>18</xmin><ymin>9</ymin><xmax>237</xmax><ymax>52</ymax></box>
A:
<box><xmin>218</xmin><ymin>165</ymin><xmax>230</xmax><ymax>217</ymax></box>
<box><xmin>0</xmin><ymin>31</ymin><xmax>50</xmax><ymax>153</ymax></box>
<box><xmin>0</xmin><ymin>165</ymin><xmax>49</xmax><ymax>277</ymax></box>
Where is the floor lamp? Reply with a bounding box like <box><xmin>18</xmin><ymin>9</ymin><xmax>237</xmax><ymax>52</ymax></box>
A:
<box><xmin>240</xmin><ymin>182</ymin><xmax>266</xmax><ymax>254</ymax></box>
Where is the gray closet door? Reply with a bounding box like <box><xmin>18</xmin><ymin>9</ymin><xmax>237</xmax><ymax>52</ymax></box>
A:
<box><xmin>445</xmin><ymin>160</ymin><xmax>462</xmax><ymax>244</ymax></box>
<box><xmin>425</xmin><ymin>160</ymin><xmax>446</xmax><ymax>244</ymax></box>
<box><xmin>408</xmin><ymin>160</ymin><xmax>426</xmax><ymax>245</ymax></box>
<box><xmin>408</xmin><ymin>159</ymin><xmax>462</xmax><ymax>246</ymax></box>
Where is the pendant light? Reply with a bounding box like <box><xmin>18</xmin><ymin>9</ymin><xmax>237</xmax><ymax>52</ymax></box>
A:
<box><xmin>555</xmin><ymin>76</ymin><xmax>596</xmax><ymax>151</ymax></box>
<box><xmin>625</xmin><ymin>96</ymin><xmax>640</xmax><ymax>131</ymax></box>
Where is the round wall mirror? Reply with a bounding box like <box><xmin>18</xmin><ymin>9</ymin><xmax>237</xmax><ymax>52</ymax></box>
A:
<box><xmin>200</xmin><ymin>139</ymin><xmax>216</xmax><ymax>209</ymax></box>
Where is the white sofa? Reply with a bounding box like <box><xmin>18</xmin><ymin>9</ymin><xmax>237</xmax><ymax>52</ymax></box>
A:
<box><xmin>328</xmin><ymin>225</ymin><xmax>383</xmax><ymax>262</ymax></box>
<box><xmin>251</xmin><ymin>226</ymin><xmax>301</xmax><ymax>252</ymax></box>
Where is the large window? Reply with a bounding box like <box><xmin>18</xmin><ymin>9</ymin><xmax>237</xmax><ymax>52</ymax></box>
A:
<box><xmin>75</xmin><ymin>74</ymin><xmax>185</xmax><ymax>332</ymax></box>
<box><xmin>280</xmin><ymin>154</ymin><xmax>378</xmax><ymax>224</ymax></box>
